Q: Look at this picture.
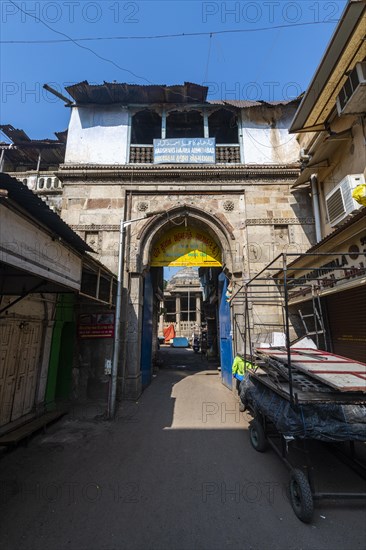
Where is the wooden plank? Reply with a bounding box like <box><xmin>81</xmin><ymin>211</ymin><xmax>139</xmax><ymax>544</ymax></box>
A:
<box><xmin>0</xmin><ymin>410</ymin><xmax>67</xmax><ymax>446</ymax></box>
<box><xmin>257</xmin><ymin>348</ymin><xmax>366</xmax><ymax>392</ymax></box>
<box><xmin>291</xmin><ymin>363</ymin><xmax>366</xmax><ymax>392</ymax></box>
<box><xmin>249</xmin><ymin>371</ymin><xmax>366</xmax><ymax>404</ymax></box>
<box><xmin>259</xmin><ymin>348</ymin><xmax>366</xmax><ymax>365</ymax></box>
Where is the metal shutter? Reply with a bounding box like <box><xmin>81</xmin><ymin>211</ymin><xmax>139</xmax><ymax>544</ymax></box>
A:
<box><xmin>325</xmin><ymin>285</ymin><xmax>366</xmax><ymax>362</ymax></box>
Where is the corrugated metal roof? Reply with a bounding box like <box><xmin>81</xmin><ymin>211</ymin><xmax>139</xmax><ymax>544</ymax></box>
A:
<box><xmin>289</xmin><ymin>0</ymin><xmax>366</xmax><ymax>133</ymax></box>
<box><xmin>0</xmin><ymin>173</ymin><xmax>92</xmax><ymax>254</ymax></box>
<box><xmin>208</xmin><ymin>99</ymin><xmax>262</xmax><ymax>108</ymax></box>
<box><xmin>0</xmin><ymin>125</ymin><xmax>31</xmax><ymax>143</ymax></box>
<box><xmin>64</xmin><ymin>82</ymin><xmax>303</xmax><ymax>108</ymax></box>
<box><xmin>304</xmin><ymin>207</ymin><xmax>366</xmax><ymax>254</ymax></box>
<box><xmin>0</xmin><ymin>125</ymin><xmax>65</xmax><ymax>167</ymax></box>
<box><xmin>55</xmin><ymin>130</ymin><xmax>68</xmax><ymax>143</ymax></box>
<box><xmin>0</xmin><ymin>125</ymin><xmax>63</xmax><ymax>146</ymax></box>
<box><xmin>65</xmin><ymin>81</ymin><xmax>209</xmax><ymax>105</ymax></box>
<box><xmin>208</xmin><ymin>97</ymin><xmax>302</xmax><ymax>108</ymax></box>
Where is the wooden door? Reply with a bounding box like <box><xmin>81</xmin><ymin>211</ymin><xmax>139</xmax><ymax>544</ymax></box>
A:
<box><xmin>0</xmin><ymin>321</ymin><xmax>43</xmax><ymax>426</ymax></box>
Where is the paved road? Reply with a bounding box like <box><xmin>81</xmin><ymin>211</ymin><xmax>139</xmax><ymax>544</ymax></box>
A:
<box><xmin>0</xmin><ymin>347</ymin><xmax>365</xmax><ymax>550</ymax></box>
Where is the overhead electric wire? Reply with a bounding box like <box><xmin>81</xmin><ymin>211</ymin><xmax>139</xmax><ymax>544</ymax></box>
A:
<box><xmin>6</xmin><ymin>0</ymin><xmax>152</xmax><ymax>84</ymax></box>
<box><xmin>203</xmin><ymin>34</ymin><xmax>213</xmax><ymax>83</ymax></box>
<box><xmin>1</xmin><ymin>20</ymin><xmax>340</xmax><ymax>44</ymax></box>
<box><xmin>4</xmin><ymin>0</ymin><xmax>341</xmax><ymax>101</ymax></box>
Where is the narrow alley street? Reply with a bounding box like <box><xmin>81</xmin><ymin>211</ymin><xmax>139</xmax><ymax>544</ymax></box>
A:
<box><xmin>0</xmin><ymin>348</ymin><xmax>365</xmax><ymax>550</ymax></box>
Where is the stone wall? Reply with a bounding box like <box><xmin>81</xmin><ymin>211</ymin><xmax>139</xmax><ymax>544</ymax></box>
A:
<box><xmin>57</xmin><ymin>165</ymin><xmax>315</xmax><ymax>398</ymax></box>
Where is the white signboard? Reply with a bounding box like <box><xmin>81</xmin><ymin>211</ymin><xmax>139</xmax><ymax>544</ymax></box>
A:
<box><xmin>153</xmin><ymin>138</ymin><xmax>216</xmax><ymax>164</ymax></box>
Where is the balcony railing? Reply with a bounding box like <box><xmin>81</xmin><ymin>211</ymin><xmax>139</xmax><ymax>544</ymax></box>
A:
<box><xmin>129</xmin><ymin>144</ymin><xmax>241</xmax><ymax>164</ymax></box>
<box><xmin>216</xmin><ymin>145</ymin><xmax>241</xmax><ymax>164</ymax></box>
<box><xmin>15</xmin><ymin>173</ymin><xmax>62</xmax><ymax>192</ymax></box>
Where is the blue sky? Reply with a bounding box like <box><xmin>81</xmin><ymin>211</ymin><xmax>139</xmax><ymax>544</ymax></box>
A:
<box><xmin>1</xmin><ymin>0</ymin><xmax>347</xmax><ymax>139</ymax></box>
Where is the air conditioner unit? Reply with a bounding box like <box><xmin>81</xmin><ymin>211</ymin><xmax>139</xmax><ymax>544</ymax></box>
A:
<box><xmin>325</xmin><ymin>174</ymin><xmax>365</xmax><ymax>227</ymax></box>
<box><xmin>336</xmin><ymin>62</ymin><xmax>366</xmax><ymax>116</ymax></box>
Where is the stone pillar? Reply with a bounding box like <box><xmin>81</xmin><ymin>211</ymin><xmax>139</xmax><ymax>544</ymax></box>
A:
<box><xmin>158</xmin><ymin>300</ymin><xmax>164</xmax><ymax>337</ymax></box>
<box><xmin>123</xmin><ymin>273</ymin><xmax>144</xmax><ymax>399</ymax></box>
<box><xmin>175</xmin><ymin>293</ymin><xmax>181</xmax><ymax>336</ymax></box>
<box><xmin>196</xmin><ymin>293</ymin><xmax>201</xmax><ymax>328</ymax></box>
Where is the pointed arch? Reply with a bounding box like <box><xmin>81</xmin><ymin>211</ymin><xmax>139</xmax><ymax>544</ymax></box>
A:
<box><xmin>135</xmin><ymin>205</ymin><xmax>235</xmax><ymax>274</ymax></box>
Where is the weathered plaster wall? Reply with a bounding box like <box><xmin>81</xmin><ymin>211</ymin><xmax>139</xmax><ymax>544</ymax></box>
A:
<box><xmin>65</xmin><ymin>106</ymin><xmax>129</xmax><ymax>165</ymax></box>
<box><xmin>317</xmin><ymin>117</ymin><xmax>365</xmax><ymax>238</ymax></box>
<box><xmin>241</xmin><ymin>105</ymin><xmax>300</xmax><ymax>165</ymax></box>
<box><xmin>64</xmin><ymin>103</ymin><xmax>300</xmax><ymax>167</ymax></box>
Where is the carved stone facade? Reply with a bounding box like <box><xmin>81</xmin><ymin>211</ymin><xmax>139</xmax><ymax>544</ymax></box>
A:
<box><xmin>58</xmin><ymin>164</ymin><xmax>315</xmax><ymax>398</ymax></box>
<box><xmin>45</xmin><ymin>83</ymin><xmax>316</xmax><ymax>398</ymax></box>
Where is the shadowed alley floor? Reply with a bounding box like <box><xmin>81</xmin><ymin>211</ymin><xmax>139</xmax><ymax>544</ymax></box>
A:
<box><xmin>0</xmin><ymin>347</ymin><xmax>365</xmax><ymax>550</ymax></box>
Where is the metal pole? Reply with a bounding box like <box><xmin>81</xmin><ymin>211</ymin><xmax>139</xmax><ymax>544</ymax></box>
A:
<box><xmin>283</xmin><ymin>254</ymin><xmax>294</xmax><ymax>404</ymax></box>
<box><xmin>109</xmin><ymin>218</ymin><xmax>125</xmax><ymax>419</ymax></box>
<box><xmin>36</xmin><ymin>150</ymin><xmax>42</xmax><ymax>172</ymax></box>
<box><xmin>0</xmin><ymin>149</ymin><xmax>5</xmax><ymax>172</ymax></box>
<box><xmin>188</xmin><ymin>288</ymin><xmax>190</xmax><ymax>325</ymax></box>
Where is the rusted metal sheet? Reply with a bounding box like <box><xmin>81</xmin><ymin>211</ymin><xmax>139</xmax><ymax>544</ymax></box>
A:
<box><xmin>208</xmin><ymin>98</ymin><xmax>301</xmax><ymax>108</ymax></box>
<box><xmin>258</xmin><ymin>348</ymin><xmax>366</xmax><ymax>393</ymax></box>
<box><xmin>65</xmin><ymin>81</ymin><xmax>209</xmax><ymax>105</ymax></box>
<box><xmin>0</xmin><ymin>125</ymin><xmax>65</xmax><ymax>167</ymax></box>
<box><xmin>64</xmin><ymin>82</ymin><xmax>302</xmax><ymax>107</ymax></box>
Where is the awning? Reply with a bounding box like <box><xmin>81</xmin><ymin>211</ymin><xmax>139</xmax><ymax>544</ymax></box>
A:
<box><xmin>289</xmin><ymin>0</ymin><xmax>366</xmax><ymax>133</ymax></box>
<box><xmin>292</xmin><ymin>131</ymin><xmax>352</xmax><ymax>187</ymax></box>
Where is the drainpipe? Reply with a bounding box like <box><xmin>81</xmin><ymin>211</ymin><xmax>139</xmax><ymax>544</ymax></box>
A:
<box><xmin>310</xmin><ymin>174</ymin><xmax>322</xmax><ymax>243</ymax></box>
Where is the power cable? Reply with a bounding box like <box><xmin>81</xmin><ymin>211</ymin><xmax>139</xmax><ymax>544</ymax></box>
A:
<box><xmin>203</xmin><ymin>34</ymin><xmax>213</xmax><ymax>84</ymax></box>
<box><xmin>1</xmin><ymin>20</ymin><xmax>340</xmax><ymax>44</ymax></box>
<box><xmin>6</xmin><ymin>0</ymin><xmax>152</xmax><ymax>84</ymax></box>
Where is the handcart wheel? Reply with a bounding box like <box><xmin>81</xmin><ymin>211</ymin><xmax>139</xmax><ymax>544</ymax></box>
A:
<box><xmin>289</xmin><ymin>469</ymin><xmax>314</xmax><ymax>523</ymax></box>
<box><xmin>249</xmin><ymin>418</ymin><xmax>268</xmax><ymax>452</ymax></box>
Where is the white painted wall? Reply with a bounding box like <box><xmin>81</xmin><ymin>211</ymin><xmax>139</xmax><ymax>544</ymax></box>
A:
<box><xmin>65</xmin><ymin>105</ymin><xmax>129</xmax><ymax>165</ymax></box>
<box><xmin>240</xmin><ymin>106</ymin><xmax>300</xmax><ymax>165</ymax></box>
<box><xmin>64</xmin><ymin>103</ymin><xmax>300</xmax><ymax>166</ymax></box>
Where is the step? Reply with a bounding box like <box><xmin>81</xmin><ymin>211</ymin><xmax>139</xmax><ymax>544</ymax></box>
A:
<box><xmin>0</xmin><ymin>410</ymin><xmax>67</xmax><ymax>446</ymax></box>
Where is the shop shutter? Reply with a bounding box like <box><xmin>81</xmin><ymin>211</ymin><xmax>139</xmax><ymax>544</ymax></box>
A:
<box><xmin>325</xmin><ymin>285</ymin><xmax>366</xmax><ymax>362</ymax></box>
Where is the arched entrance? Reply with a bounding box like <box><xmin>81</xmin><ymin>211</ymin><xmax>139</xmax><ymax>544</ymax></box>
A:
<box><xmin>122</xmin><ymin>207</ymin><xmax>236</xmax><ymax>399</ymax></box>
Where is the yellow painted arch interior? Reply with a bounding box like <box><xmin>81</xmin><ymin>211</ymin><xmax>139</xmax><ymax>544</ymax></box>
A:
<box><xmin>151</xmin><ymin>226</ymin><xmax>222</xmax><ymax>267</ymax></box>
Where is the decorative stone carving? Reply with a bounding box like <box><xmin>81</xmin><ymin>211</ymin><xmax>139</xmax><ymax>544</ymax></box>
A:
<box><xmin>85</xmin><ymin>231</ymin><xmax>102</xmax><ymax>253</ymax></box>
<box><xmin>137</xmin><ymin>201</ymin><xmax>149</xmax><ymax>212</ymax></box>
<box><xmin>245</xmin><ymin>218</ymin><xmax>314</xmax><ymax>226</ymax></box>
<box><xmin>223</xmin><ymin>200</ymin><xmax>235</xmax><ymax>212</ymax></box>
<box><xmin>71</xmin><ymin>225</ymin><xmax>120</xmax><ymax>231</ymax></box>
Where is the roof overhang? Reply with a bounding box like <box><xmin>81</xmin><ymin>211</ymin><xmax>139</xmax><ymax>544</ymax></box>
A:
<box><xmin>290</xmin><ymin>0</ymin><xmax>366</xmax><ymax>134</ymax></box>
<box><xmin>277</xmin><ymin>209</ymin><xmax>366</xmax><ymax>275</ymax></box>
<box><xmin>0</xmin><ymin>173</ymin><xmax>92</xmax><ymax>254</ymax></box>
<box><xmin>65</xmin><ymin>81</ymin><xmax>209</xmax><ymax>105</ymax></box>
<box><xmin>292</xmin><ymin>129</ymin><xmax>353</xmax><ymax>187</ymax></box>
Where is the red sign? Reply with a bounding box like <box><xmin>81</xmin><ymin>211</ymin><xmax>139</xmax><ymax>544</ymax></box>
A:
<box><xmin>78</xmin><ymin>313</ymin><xmax>114</xmax><ymax>339</ymax></box>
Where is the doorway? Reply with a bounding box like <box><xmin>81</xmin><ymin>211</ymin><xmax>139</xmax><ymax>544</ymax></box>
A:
<box><xmin>139</xmin><ymin>220</ymin><xmax>234</xmax><ymax>388</ymax></box>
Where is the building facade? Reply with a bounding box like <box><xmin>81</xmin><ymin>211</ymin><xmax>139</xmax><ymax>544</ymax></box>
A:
<box><xmin>285</xmin><ymin>0</ymin><xmax>366</xmax><ymax>361</ymax></box>
<box><xmin>0</xmin><ymin>173</ymin><xmax>116</xmax><ymax>434</ymax></box>
<box><xmin>52</xmin><ymin>81</ymin><xmax>315</xmax><ymax>399</ymax></box>
<box><xmin>161</xmin><ymin>267</ymin><xmax>203</xmax><ymax>340</ymax></box>
<box><xmin>0</xmin><ymin>124</ymin><xmax>66</xmax><ymax>214</ymax></box>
